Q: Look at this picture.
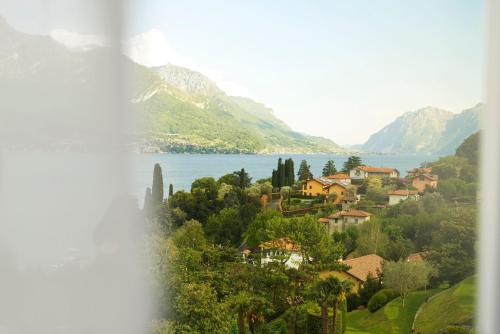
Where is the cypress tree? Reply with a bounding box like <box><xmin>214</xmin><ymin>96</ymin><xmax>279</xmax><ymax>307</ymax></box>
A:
<box><xmin>272</xmin><ymin>170</ymin><xmax>278</xmax><ymax>189</ymax></box>
<box><xmin>278</xmin><ymin>158</ymin><xmax>285</xmax><ymax>188</ymax></box>
<box><xmin>297</xmin><ymin>160</ymin><xmax>313</xmax><ymax>181</ymax></box>
<box><xmin>239</xmin><ymin>168</ymin><xmax>246</xmax><ymax>189</ymax></box>
<box><xmin>169</xmin><ymin>184</ymin><xmax>174</xmax><ymax>197</ymax></box>
<box><xmin>286</xmin><ymin>158</ymin><xmax>295</xmax><ymax>186</ymax></box>
<box><xmin>152</xmin><ymin>163</ymin><xmax>164</xmax><ymax>207</ymax></box>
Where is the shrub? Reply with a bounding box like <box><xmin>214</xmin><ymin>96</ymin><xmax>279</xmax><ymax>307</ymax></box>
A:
<box><xmin>367</xmin><ymin>289</ymin><xmax>398</xmax><ymax>313</ymax></box>
<box><xmin>347</xmin><ymin>293</ymin><xmax>362</xmax><ymax>311</ymax></box>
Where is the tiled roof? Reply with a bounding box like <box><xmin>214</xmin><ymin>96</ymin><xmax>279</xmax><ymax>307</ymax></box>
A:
<box><xmin>311</xmin><ymin>177</ymin><xmax>348</xmax><ymax>189</ymax></box>
<box><xmin>387</xmin><ymin>189</ymin><xmax>418</xmax><ymax>196</ymax></box>
<box><xmin>327</xmin><ymin>173</ymin><xmax>351</xmax><ymax>180</ymax></box>
<box><xmin>344</xmin><ymin>254</ymin><xmax>384</xmax><ymax>282</ymax></box>
<box><xmin>328</xmin><ymin>209</ymin><xmax>371</xmax><ymax>218</ymax></box>
<box><xmin>412</xmin><ymin>174</ymin><xmax>438</xmax><ymax>181</ymax></box>
<box><xmin>260</xmin><ymin>237</ymin><xmax>300</xmax><ymax>252</ymax></box>
<box><xmin>318</xmin><ymin>217</ymin><xmax>330</xmax><ymax>223</ymax></box>
<box><xmin>407</xmin><ymin>167</ymin><xmax>432</xmax><ymax>174</ymax></box>
<box><xmin>357</xmin><ymin>166</ymin><xmax>398</xmax><ymax>174</ymax></box>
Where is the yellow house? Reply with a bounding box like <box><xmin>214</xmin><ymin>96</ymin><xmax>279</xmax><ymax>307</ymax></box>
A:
<box><xmin>301</xmin><ymin>177</ymin><xmax>349</xmax><ymax>204</ymax></box>
<box><xmin>319</xmin><ymin>254</ymin><xmax>383</xmax><ymax>292</ymax></box>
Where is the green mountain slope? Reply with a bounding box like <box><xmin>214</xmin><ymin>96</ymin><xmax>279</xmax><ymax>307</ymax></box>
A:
<box><xmin>135</xmin><ymin>64</ymin><xmax>345</xmax><ymax>153</ymax></box>
<box><xmin>414</xmin><ymin>276</ymin><xmax>475</xmax><ymax>334</ymax></box>
<box><xmin>362</xmin><ymin>105</ymin><xmax>482</xmax><ymax>154</ymax></box>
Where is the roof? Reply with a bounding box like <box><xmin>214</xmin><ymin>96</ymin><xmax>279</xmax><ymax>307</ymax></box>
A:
<box><xmin>387</xmin><ymin>189</ymin><xmax>418</xmax><ymax>196</ymax></box>
<box><xmin>412</xmin><ymin>174</ymin><xmax>438</xmax><ymax>181</ymax></box>
<box><xmin>344</xmin><ymin>254</ymin><xmax>384</xmax><ymax>282</ymax></box>
<box><xmin>329</xmin><ymin>209</ymin><xmax>371</xmax><ymax>219</ymax></box>
<box><xmin>260</xmin><ymin>237</ymin><xmax>300</xmax><ymax>252</ymax></box>
<box><xmin>357</xmin><ymin>166</ymin><xmax>398</xmax><ymax>174</ymax></box>
<box><xmin>407</xmin><ymin>167</ymin><xmax>432</xmax><ymax>174</ymax></box>
<box><xmin>327</xmin><ymin>173</ymin><xmax>351</xmax><ymax>180</ymax></box>
<box><xmin>318</xmin><ymin>217</ymin><xmax>330</xmax><ymax>223</ymax></box>
<box><xmin>407</xmin><ymin>252</ymin><xmax>427</xmax><ymax>262</ymax></box>
<box><xmin>310</xmin><ymin>177</ymin><xmax>349</xmax><ymax>189</ymax></box>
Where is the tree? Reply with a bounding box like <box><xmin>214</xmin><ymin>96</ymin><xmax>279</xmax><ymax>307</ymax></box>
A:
<box><xmin>235</xmin><ymin>168</ymin><xmax>252</xmax><ymax>189</ymax></box>
<box><xmin>297</xmin><ymin>160</ymin><xmax>313</xmax><ymax>181</ymax></box>
<box><xmin>322</xmin><ymin>160</ymin><xmax>337</xmax><ymax>177</ymax></box>
<box><xmin>278</xmin><ymin>158</ymin><xmax>286</xmax><ymax>188</ymax></box>
<box><xmin>311</xmin><ymin>277</ymin><xmax>339</xmax><ymax>334</ymax></box>
<box><xmin>285</xmin><ymin>158</ymin><xmax>295</xmax><ymax>186</ymax></box>
<box><xmin>331</xmin><ymin>279</ymin><xmax>353</xmax><ymax>334</ymax></box>
<box><xmin>152</xmin><ymin>163</ymin><xmax>164</xmax><ymax>207</ymax></box>
<box><xmin>342</xmin><ymin>156</ymin><xmax>362</xmax><ymax>173</ymax></box>
<box><xmin>383</xmin><ymin>260</ymin><xmax>434</xmax><ymax>308</ymax></box>
<box><xmin>168</xmin><ymin>184</ymin><xmax>174</xmax><ymax>197</ymax></box>
<box><xmin>358</xmin><ymin>273</ymin><xmax>382</xmax><ymax>306</ymax></box>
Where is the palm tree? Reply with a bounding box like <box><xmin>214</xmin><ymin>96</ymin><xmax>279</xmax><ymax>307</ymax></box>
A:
<box><xmin>229</xmin><ymin>291</ymin><xmax>252</xmax><ymax>334</ymax></box>
<box><xmin>331</xmin><ymin>279</ymin><xmax>353</xmax><ymax>334</ymax></box>
<box><xmin>311</xmin><ymin>277</ymin><xmax>340</xmax><ymax>334</ymax></box>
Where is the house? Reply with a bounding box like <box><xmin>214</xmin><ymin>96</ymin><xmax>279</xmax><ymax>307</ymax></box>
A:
<box><xmin>243</xmin><ymin>237</ymin><xmax>302</xmax><ymax>269</ymax></box>
<box><xmin>387</xmin><ymin>189</ymin><xmax>419</xmax><ymax>205</ymax></box>
<box><xmin>411</xmin><ymin>174</ymin><xmax>438</xmax><ymax>193</ymax></box>
<box><xmin>406</xmin><ymin>252</ymin><xmax>427</xmax><ymax>262</ymax></box>
<box><xmin>349</xmin><ymin>166</ymin><xmax>400</xmax><ymax>180</ymax></box>
<box><xmin>320</xmin><ymin>254</ymin><xmax>384</xmax><ymax>292</ymax></box>
<box><xmin>301</xmin><ymin>177</ymin><xmax>350</xmax><ymax>204</ymax></box>
<box><xmin>319</xmin><ymin>209</ymin><xmax>371</xmax><ymax>234</ymax></box>
<box><xmin>326</xmin><ymin>173</ymin><xmax>352</xmax><ymax>184</ymax></box>
<box><xmin>407</xmin><ymin>167</ymin><xmax>433</xmax><ymax>178</ymax></box>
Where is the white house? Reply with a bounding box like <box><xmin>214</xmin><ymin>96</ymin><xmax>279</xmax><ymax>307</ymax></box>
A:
<box><xmin>387</xmin><ymin>189</ymin><xmax>419</xmax><ymax>205</ymax></box>
<box><xmin>242</xmin><ymin>237</ymin><xmax>303</xmax><ymax>269</ymax></box>
<box><xmin>349</xmin><ymin>166</ymin><xmax>400</xmax><ymax>180</ymax></box>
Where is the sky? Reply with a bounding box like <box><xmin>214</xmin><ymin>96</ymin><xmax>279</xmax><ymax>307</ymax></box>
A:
<box><xmin>1</xmin><ymin>0</ymin><xmax>486</xmax><ymax>145</ymax></box>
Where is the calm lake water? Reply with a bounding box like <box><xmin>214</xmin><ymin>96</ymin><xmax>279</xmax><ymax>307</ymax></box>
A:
<box><xmin>135</xmin><ymin>153</ymin><xmax>440</xmax><ymax>200</ymax></box>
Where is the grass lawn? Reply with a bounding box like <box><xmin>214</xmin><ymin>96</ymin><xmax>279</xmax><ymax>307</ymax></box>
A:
<box><xmin>413</xmin><ymin>276</ymin><xmax>475</xmax><ymax>334</ymax></box>
<box><xmin>346</xmin><ymin>289</ymin><xmax>438</xmax><ymax>334</ymax></box>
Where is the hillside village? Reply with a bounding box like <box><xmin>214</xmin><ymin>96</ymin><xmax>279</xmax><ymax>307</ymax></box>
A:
<box><xmin>145</xmin><ymin>132</ymin><xmax>478</xmax><ymax>334</ymax></box>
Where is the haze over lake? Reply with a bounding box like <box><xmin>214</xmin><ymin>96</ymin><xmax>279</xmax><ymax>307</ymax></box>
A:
<box><xmin>135</xmin><ymin>153</ymin><xmax>440</xmax><ymax>200</ymax></box>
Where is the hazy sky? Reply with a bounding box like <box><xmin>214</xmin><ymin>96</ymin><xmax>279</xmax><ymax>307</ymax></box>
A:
<box><xmin>2</xmin><ymin>0</ymin><xmax>485</xmax><ymax>144</ymax></box>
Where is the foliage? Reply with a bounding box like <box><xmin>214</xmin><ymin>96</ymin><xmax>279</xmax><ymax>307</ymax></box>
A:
<box><xmin>152</xmin><ymin>163</ymin><xmax>164</xmax><ymax>208</ymax></box>
<box><xmin>297</xmin><ymin>159</ymin><xmax>313</xmax><ymax>181</ymax></box>
<box><xmin>358</xmin><ymin>273</ymin><xmax>383</xmax><ymax>306</ymax></box>
<box><xmin>383</xmin><ymin>260</ymin><xmax>435</xmax><ymax>308</ymax></box>
<box><xmin>342</xmin><ymin>156</ymin><xmax>362</xmax><ymax>173</ymax></box>
<box><xmin>455</xmin><ymin>131</ymin><xmax>479</xmax><ymax>165</ymax></box>
<box><xmin>322</xmin><ymin>159</ymin><xmax>337</xmax><ymax>176</ymax></box>
<box><xmin>367</xmin><ymin>289</ymin><xmax>399</xmax><ymax>312</ymax></box>
<box><xmin>272</xmin><ymin>158</ymin><xmax>295</xmax><ymax>189</ymax></box>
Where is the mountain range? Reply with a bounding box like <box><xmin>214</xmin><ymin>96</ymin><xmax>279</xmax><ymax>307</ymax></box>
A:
<box><xmin>362</xmin><ymin>104</ymin><xmax>482</xmax><ymax>155</ymax></box>
<box><xmin>0</xmin><ymin>17</ymin><xmax>481</xmax><ymax>155</ymax></box>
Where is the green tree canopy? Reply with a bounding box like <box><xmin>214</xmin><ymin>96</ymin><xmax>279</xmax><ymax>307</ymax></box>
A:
<box><xmin>322</xmin><ymin>159</ymin><xmax>337</xmax><ymax>177</ymax></box>
<box><xmin>297</xmin><ymin>160</ymin><xmax>313</xmax><ymax>181</ymax></box>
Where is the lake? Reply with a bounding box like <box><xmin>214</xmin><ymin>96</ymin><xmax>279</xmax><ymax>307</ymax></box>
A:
<box><xmin>135</xmin><ymin>153</ymin><xmax>440</xmax><ymax>200</ymax></box>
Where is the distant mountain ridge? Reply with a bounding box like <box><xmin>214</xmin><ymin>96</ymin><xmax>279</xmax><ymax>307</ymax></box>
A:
<box><xmin>0</xmin><ymin>18</ymin><xmax>344</xmax><ymax>154</ymax></box>
<box><xmin>362</xmin><ymin>104</ymin><xmax>482</xmax><ymax>154</ymax></box>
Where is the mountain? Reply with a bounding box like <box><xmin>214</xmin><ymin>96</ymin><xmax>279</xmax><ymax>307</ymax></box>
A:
<box><xmin>134</xmin><ymin>64</ymin><xmax>345</xmax><ymax>153</ymax></box>
<box><xmin>0</xmin><ymin>18</ymin><xmax>343</xmax><ymax>154</ymax></box>
<box><xmin>362</xmin><ymin>104</ymin><xmax>482</xmax><ymax>154</ymax></box>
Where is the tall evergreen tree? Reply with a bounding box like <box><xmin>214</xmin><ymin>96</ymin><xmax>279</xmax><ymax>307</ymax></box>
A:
<box><xmin>342</xmin><ymin>156</ymin><xmax>362</xmax><ymax>173</ymax></box>
<box><xmin>286</xmin><ymin>158</ymin><xmax>295</xmax><ymax>186</ymax></box>
<box><xmin>152</xmin><ymin>163</ymin><xmax>164</xmax><ymax>207</ymax></box>
<box><xmin>272</xmin><ymin>169</ymin><xmax>278</xmax><ymax>189</ymax></box>
<box><xmin>297</xmin><ymin>160</ymin><xmax>313</xmax><ymax>181</ymax></box>
<box><xmin>236</xmin><ymin>168</ymin><xmax>251</xmax><ymax>189</ymax></box>
<box><xmin>322</xmin><ymin>160</ymin><xmax>337</xmax><ymax>176</ymax></box>
<box><xmin>277</xmin><ymin>158</ymin><xmax>285</xmax><ymax>188</ymax></box>
<box><xmin>169</xmin><ymin>184</ymin><xmax>174</xmax><ymax>197</ymax></box>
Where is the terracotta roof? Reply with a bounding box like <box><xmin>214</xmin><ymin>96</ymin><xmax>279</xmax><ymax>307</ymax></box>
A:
<box><xmin>407</xmin><ymin>252</ymin><xmax>427</xmax><ymax>262</ymax></box>
<box><xmin>357</xmin><ymin>166</ymin><xmax>398</xmax><ymax>174</ymax></box>
<box><xmin>387</xmin><ymin>189</ymin><xmax>418</xmax><ymax>196</ymax></box>
<box><xmin>327</xmin><ymin>173</ymin><xmax>351</xmax><ymax>180</ymax></box>
<box><xmin>407</xmin><ymin>167</ymin><xmax>432</xmax><ymax>174</ymax></box>
<box><xmin>412</xmin><ymin>174</ymin><xmax>438</xmax><ymax>181</ymax></box>
<box><xmin>318</xmin><ymin>217</ymin><xmax>330</xmax><ymax>223</ymax></box>
<box><xmin>260</xmin><ymin>237</ymin><xmax>300</xmax><ymax>252</ymax></box>
<box><xmin>328</xmin><ymin>209</ymin><xmax>371</xmax><ymax>219</ymax></box>
<box><xmin>344</xmin><ymin>254</ymin><xmax>384</xmax><ymax>282</ymax></box>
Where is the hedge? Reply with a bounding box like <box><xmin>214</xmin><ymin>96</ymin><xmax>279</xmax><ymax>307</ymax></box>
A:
<box><xmin>367</xmin><ymin>289</ymin><xmax>399</xmax><ymax>313</ymax></box>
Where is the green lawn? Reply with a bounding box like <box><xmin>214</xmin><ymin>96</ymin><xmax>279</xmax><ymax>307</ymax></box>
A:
<box><xmin>413</xmin><ymin>276</ymin><xmax>475</xmax><ymax>334</ymax></box>
<box><xmin>346</xmin><ymin>290</ymin><xmax>437</xmax><ymax>334</ymax></box>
